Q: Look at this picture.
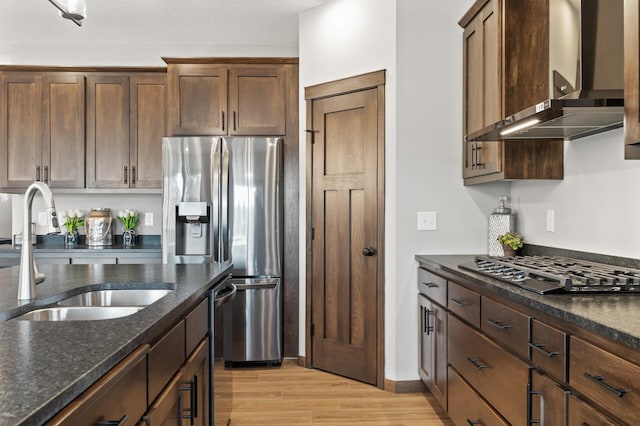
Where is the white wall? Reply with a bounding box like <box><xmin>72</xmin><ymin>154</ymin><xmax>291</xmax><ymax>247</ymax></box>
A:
<box><xmin>512</xmin><ymin>128</ymin><xmax>640</xmax><ymax>259</ymax></box>
<box><xmin>300</xmin><ymin>0</ymin><xmax>511</xmax><ymax>381</ymax></box>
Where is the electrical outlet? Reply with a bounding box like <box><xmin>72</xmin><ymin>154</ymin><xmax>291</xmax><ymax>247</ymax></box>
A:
<box><xmin>144</xmin><ymin>212</ymin><xmax>154</xmax><ymax>226</ymax></box>
<box><xmin>417</xmin><ymin>211</ymin><xmax>437</xmax><ymax>231</ymax></box>
<box><xmin>546</xmin><ymin>209</ymin><xmax>555</xmax><ymax>232</ymax></box>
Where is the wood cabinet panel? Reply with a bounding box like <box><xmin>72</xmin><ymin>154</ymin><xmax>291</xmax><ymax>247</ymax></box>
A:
<box><xmin>148</xmin><ymin>319</ymin><xmax>186</xmax><ymax>405</ymax></box>
<box><xmin>183</xmin><ymin>338</ymin><xmax>210</xmax><ymax>426</ymax></box>
<box><xmin>46</xmin><ymin>345</ymin><xmax>148</xmax><ymax>426</ymax></box>
<box><xmin>530</xmin><ymin>318</ymin><xmax>568</xmax><ymax>383</ymax></box>
<box><xmin>142</xmin><ymin>370</ymin><xmax>184</xmax><ymax>426</ymax></box>
<box><xmin>530</xmin><ymin>369</ymin><xmax>569</xmax><ymax>426</ymax></box>
<box><xmin>228</xmin><ymin>66</ymin><xmax>286</xmax><ymax>135</ymax></box>
<box><xmin>185</xmin><ymin>297</ymin><xmax>208</xmax><ymax>357</ymax></box>
<box><xmin>417</xmin><ymin>267</ymin><xmax>447</xmax><ymax>307</ymax></box>
<box><xmin>448</xmin><ymin>365</ymin><xmax>508</xmax><ymax>426</ymax></box>
<box><xmin>448</xmin><ymin>315</ymin><xmax>528</xmax><ymax>425</ymax></box>
<box><xmin>481</xmin><ymin>296</ymin><xmax>530</xmax><ymax>359</ymax></box>
<box><xmin>418</xmin><ymin>294</ymin><xmax>447</xmax><ymax>409</ymax></box>
<box><xmin>86</xmin><ymin>75</ymin><xmax>130</xmax><ymax>188</ymax></box>
<box><xmin>569</xmin><ymin>335</ymin><xmax>640</xmax><ymax>425</ymax></box>
<box><xmin>624</xmin><ymin>0</ymin><xmax>640</xmax><ymax>158</ymax></box>
<box><xmin>43</xmin><ymin>74</ymin><xmax>85</xmax><ymax>188</ymax></box>
<box><xmin>0</xmin><ymin>73</ymin><xmax>42</xmax><ymax>188</ymax></box>
<box><xmin>167</xmin><ymin>64</ymin><xmax>228</xmax><ymax>135</ymax></box>
<box><xmin>447</xmin><ymin>281</ymin><xmax>480</xmax><ymax>328</ymax></box>
<box><xmin>130</xmin><ymin>75</ymin><xmax>165</xmax><ymax>189</ymax></box>
<box><xmin>567</xmin><ymin>394</ymin><xmax>619</xmax><ymax>426</ymax></box>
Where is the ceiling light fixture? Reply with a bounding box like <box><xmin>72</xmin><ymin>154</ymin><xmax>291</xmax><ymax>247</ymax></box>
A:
<box><xmin>47</xmin><ymin>0</ymin><xmax>86</xmax><ymax>26</ymax></box>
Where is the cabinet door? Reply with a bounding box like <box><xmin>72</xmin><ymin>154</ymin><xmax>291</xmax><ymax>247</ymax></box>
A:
<box><xmin>624</xmin><ymin>0</ymin><xmax>640</xmax><ymax>159</ymax></box>
<box><xmin>183</xmin><ymin>338</ymin><xmax>210</xmax><ymax>426</ymax></box>
<box><xmin>86</xmin><ymin>75</ymin><xmax>130</xmax><ymax>188</ymax></box>
<box><xmin>418</xmin><ymin>295</ymin><xmax>447</xmax><ymax>409</ymax></box>
<box><xmin>228</xmin><ymin>65</ymin><xmax>286</xmax><ymax>135</ymax></box>
<box><xmin>43</xmin><ymin>73</ymin><xmax>85</xmax><ymax>188</ymax></box>
<box><xmin>130</xmin><ymin>75</ymin><xmax>165</xmax><ymax>189</ymax></box>
<box><xmin>530</xmin><ymin>370</ymin><xmax>569</xmax><ymax>426</ymax></box>
<box><xmin>567</xmin><ymin>394</ymin><xmax>619</xmax><ymax>426</ymax></box>
<box><xmin>0</xmin><ymin>73</ymin><xmax>42</xmax><ymax>188</ymax></box>
<box><xmin>143</xmin><ymin>370</ymin><xmax>184</xmax><ymax>426</ymax></box>
<box><xmin>167</xmin><ymin>64</ymin><xmax>228</xmax><ymax>136</ymax></box>
<box><xmin>462</xmin><ymin>0</ymin><xmax>503</xmax><ymax>180</ymax></box>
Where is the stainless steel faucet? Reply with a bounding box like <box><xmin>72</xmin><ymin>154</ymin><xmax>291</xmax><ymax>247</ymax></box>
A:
<box><xmin>18</xmin><ymin>182</ymin><xmax>60</xmax><ymax>301</ymax></box>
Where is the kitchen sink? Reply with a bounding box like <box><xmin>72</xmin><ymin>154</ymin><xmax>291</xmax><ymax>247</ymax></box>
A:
<box><xmin>57</xmin><ymin>289</ymin><xmax>173</xmax><ymax>307</ymax></box>
<box><xmin>12</xmin><ymin>306</ymin><xmax>143</xmax><ymax>321</ymax></box>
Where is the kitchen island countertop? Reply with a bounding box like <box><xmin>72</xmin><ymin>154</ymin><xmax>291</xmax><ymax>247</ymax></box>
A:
<box><xmin>416</xmin><ymin>254</ymin><xmax>640</xmax><ymax>352</ymax></box>
<box><xmin>0</xmin><ymin>261</ymin><xmax>231</xmax><ymax>425</ymax></box>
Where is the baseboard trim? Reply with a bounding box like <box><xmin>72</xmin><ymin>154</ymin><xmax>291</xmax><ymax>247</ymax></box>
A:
<box><xmin>384</xmin><ymin>378</ymin><xmax>427</xmax><ymax>394</ymax></box>
<box><xmin>297</xmin><ymin>355</ymin><xmax>306</xmax><ymax>366</ymax></box>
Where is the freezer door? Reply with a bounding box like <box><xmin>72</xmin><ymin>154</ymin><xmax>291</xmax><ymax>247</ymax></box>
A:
<box><xmin>224</xmin><ymin>137</ymin><xmax>283</xmax><ymax>277</ymax></box>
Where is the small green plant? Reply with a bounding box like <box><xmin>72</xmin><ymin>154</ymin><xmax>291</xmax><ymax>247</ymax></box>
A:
<box><xmin>498</xmin><ymin>232</ymin><xmax>523</xmax><ymax>250</ymax></box>
<box><xmin>117</xmin><ymin>209</ymin><xmax>139</xmax><ymax>230</ymax></box>
<box><xmin>62</xmin><ymin>209</ymin><xmax>85</xmax><ymax>234</ymax></box>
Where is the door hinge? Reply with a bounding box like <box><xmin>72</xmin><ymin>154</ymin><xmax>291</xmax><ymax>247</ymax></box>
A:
<box><xmin>310</xmin><ymin>323</ymin><xmax>315</xmax><ymax>336</ymax></box>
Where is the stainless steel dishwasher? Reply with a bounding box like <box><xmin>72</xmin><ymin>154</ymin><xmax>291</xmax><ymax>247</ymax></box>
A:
<box><xmin>223</xmin><ymin>277</ymin><xmax>282</xmax><ymax>366</ymax></box>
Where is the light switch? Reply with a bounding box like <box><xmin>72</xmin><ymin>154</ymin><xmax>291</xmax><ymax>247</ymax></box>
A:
<box><xmin>546</xmin><ymin>209</ymin><xmax>555</xmax><ymax>232</ymax></box>
<box><xmin>417</xmin><ymin>211</ymin><xmax>437</xmax><ymax>231</ymax></box>
<box><xmin>144</xmin><ymin>212</ymin><xmax>154</xmax><ymax>226</ymax></box>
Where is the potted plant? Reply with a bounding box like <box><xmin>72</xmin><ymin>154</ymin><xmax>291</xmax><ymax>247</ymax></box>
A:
<box><xmin>62</xmin><ymin>209</ymin><xmax>85</xmax><ymax>247</ymax></box>
<box><xmin>497</xmin><ymin>232</ymin><xmax>523</xmax><ymax>257</ymax></box>
<box><xmin>117</xmin><ymin>209</ymin><xmax>140</xmax><ymax>246</ymax></box>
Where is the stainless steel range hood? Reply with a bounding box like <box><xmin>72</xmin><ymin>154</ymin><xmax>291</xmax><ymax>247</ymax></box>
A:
<box><xmin>468</xmin><ymin>0</ymin><xmax>624</xmax><ymax>142</ymax></box>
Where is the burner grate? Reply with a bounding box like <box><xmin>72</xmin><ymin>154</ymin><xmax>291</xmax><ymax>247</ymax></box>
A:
<box><xmin>459</xmin><ymin>255</ymin><xmax>640</xmax><ymax>294</ymax></box>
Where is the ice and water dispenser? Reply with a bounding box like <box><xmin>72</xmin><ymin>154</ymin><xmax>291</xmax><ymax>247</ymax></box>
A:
<box><xmin>175</xmin><ymin>202</ymin><xmax>211</xmax><ymax>257</ymax></box>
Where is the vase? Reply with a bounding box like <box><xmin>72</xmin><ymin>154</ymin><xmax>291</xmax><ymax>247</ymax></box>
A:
<box><xmin>122</xmin><ymin>229</ymin><xmax>137</xmax><ymax>246</ymax></box>
<box><xmin>64</xmin><ymin>229</ymin><xmax>79</xmax><ymax>248</ymax></box>
<box><xmin>502</xmin><ymin>245</ymin><xmax>516</xmax><ymax>257</ymax></box>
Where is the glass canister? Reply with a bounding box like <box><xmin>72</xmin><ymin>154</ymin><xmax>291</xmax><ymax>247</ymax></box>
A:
<box><xmin>85</xmin><ymin>208</ymin><xmax>113</xmax><ymax>247</ymax></box>
<box><xmin>488</xmin><ymin>196</ymin><xmax>515</xmax><ymax>256</ymax></box>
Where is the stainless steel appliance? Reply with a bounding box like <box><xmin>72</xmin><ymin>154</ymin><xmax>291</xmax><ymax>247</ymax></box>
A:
<box><xmin>460</xmin><ymin>255</ymin><xmax>640</xmax><ymax>294</ymax></box>
<box><xmin>162</xmin><ymin>136</ymin><xmax>283</xmax><ymax>367</ymax></box>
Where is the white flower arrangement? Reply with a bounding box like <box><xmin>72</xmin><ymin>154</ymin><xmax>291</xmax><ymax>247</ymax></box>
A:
<box><xmin>62</xmin><ymin>209</ymin><xmax>85</xmax><ymax>234</ymax></box>
<box><xmin>117</xmin><ymin>209</ymin><xmax>139</xmax><ymax>230</ymax></box>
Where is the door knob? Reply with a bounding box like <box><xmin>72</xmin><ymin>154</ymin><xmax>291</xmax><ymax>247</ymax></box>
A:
<box><xmin>362</xmin><ymin>247</ymin><xmax>376</xmax><ymax>256</ymax></box>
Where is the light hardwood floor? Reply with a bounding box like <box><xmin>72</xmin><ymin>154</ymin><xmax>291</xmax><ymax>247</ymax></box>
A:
<box><xmin>229</xmin><ymin>359</ymin><xmax>453</xmax><ymax>425</ymax></box>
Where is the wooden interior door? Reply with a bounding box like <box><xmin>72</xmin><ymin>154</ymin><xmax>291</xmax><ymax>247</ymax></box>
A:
<box><xmin>308</xmin><ymin>77</ymin><xmax>383</xmax><ymax>386</ymax></box>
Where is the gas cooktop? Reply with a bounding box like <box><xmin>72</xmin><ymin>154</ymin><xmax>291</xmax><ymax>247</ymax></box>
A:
<box><xmin>459</xmin><ymin>255</ymin><xmax>640</xmax><ymax>295</ymax></box>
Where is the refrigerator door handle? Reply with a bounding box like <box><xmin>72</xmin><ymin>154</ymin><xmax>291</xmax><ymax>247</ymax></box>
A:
<box><xmin>212</xmin><ymin>139</ymin><xmax>221</xmax><ymax>262</ymax></box>
<box><xmin>221</xmin><ymin>139</ymin><xmax>230</xmax><ymax>262</ymax></box>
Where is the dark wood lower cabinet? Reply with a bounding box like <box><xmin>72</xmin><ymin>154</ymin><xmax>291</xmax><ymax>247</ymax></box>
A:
<box><xmin>567</xmin><ymin>394</ymin><xmax>619</xmax><ymax>426</ymax></box>
<box><xmin>418</xmin><ymin>293</ymin><xmax>447</xmax><ymax>409</ymax></box>
<box><xmin>447</xmin><ymin>366</ymin><xmax>508</xmax><ymax>426</ymax></box>
<box><xmin>140</xmin><ymin>371</ymin><xmax>184</xmax><ymax>426</ymax></box>
<box><xmin>183</xmin><ymin>338</ymin><xmax>210</xmax><ymax>426</ymax></box>
<box><xmin>530</xmin><ymin>369</ymin><xmax>569</xmax><ymax>426</ymax></box>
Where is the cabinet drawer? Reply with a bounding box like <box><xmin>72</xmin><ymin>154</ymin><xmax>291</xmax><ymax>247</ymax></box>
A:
<box><xmin>448</xmin><ymin>281</ymin><xmax>480</xmax><ymax>327</ymax></box>
<box><xmin>448</xmin><ymin>315</ymin><xmax>528</xmax><ymax>425</ymax></box>
<box><xmin>185</xmin><ymin>297</ymin><xmax>208</xmax><ymax>357</ymax></box>
<box><xmin>569</xmin><ymin>336</ymin><xmax>640</xmax><ymax>425</ymax></box>
<box><xmin>417</xmin><ymin>268</ymin><xmax>447</xmax><ymax>306</ymax></box>
<box><xmin>47</xmin><ymin>345</ymin><xmax>148</xmax><ymax>426</ymax></box>
<box><xmin>142</xmin><ymin>370</ymin><xmax>184</xmax><ymax>426</ymax></box>
<box><xmin>148</xmin><ymin>319</ymin><xmax>186</xmax><ymax>405</ymax></box>
<box><xmin>530</xmin><ymin>319</ymin><xmax>568</xmax><ymax>383</ymax></box>
<box><xmin>481</xmin><ymin>296</ymin><xmax>530</xmax><ymax>358</ymax></box>
<box><xmin>448</xmin><ymin>366</ymin><xmax>508</xmax><ymax>426</ymax></box>
<box><xmin>567</xmin><ymin>394</ymin><xmax>619</xmax><ymax>426</ymax></box>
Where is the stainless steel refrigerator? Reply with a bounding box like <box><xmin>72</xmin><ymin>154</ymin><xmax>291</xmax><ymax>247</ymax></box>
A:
<box><xmin>162</xmin><ymin>135</ymin><xmax>283</xmax><ymax>367</ymax></box>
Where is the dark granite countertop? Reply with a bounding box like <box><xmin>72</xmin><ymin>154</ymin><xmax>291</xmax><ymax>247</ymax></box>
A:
<box><xmin>0</xmin><ymin>261</ymin><xmax>232</xmax><ymax>425</ymax></box>
<box><xmin>0</xmin><ymin>234</ymin><xmax>161</xmax><ymax>255</ymax></box>
<box><xmin>416</xmin><ymin>254</ymin><xmax>640</xmax><ymax>352</ymax></box>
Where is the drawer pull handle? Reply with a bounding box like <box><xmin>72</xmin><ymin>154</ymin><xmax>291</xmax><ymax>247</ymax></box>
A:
<box><xmin>487</xmin><ymin>319</ymin><xmax>512</xmax><ymax>330</ymax></box>
<box><xmin>584</xmin><ymin>372</ymin><xmax>627</xmax><ymax>397</ymax></box>
<box><xmin>466</xmin><ymin>420</ymin><xmax>482</xmax><ymax>425</ymax></box>
<box><xmin>450</xmin><ymin>298</ymin><xmax>469</xmax><ymax>307</ymax></box>
<box><xmin>423</xmin><ymin>282</ymin><xmax>439</xmax><ymax>288</ymax></box>
<box><xmin>529</xmin><ymin>342</ymin><xmax>558</xmax><ymax>357</ymax></box>
<box><xmin>467</xmin><ymin>357</ymin><xmax>489</xmax><ymax>370</ymax></box>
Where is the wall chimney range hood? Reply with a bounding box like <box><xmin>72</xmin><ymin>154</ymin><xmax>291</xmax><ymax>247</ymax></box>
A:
<box><xmin>467</xmin><ymin>0</ymin><xmax>624</xmax><ymax>142</ymax></box>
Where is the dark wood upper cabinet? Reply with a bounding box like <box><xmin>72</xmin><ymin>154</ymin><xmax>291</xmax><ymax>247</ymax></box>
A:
<box><xmin>0</xmin><ymin>72</ymin><xmax>85</xmax><ymax>190</ymax></box>
<box><xmin>167</xmin><ymin>62</ymin><xmax>286</xmax><ymax>136</ymax></box>
<box><xmin>624</xmin><ymin>0</ymin><xmax>640</xmax><ymax>159</ymax></box>
<box><xmin>459</xmin><ymin>0</ymin><xmax>563</xmax><ymax>185</ymax></box>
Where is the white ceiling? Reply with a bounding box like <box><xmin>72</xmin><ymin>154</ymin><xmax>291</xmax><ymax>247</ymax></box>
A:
<box><xmin>0</xmin><ymin>0</ymin><xmax>327</xmax><ymax>65</ymax></box>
